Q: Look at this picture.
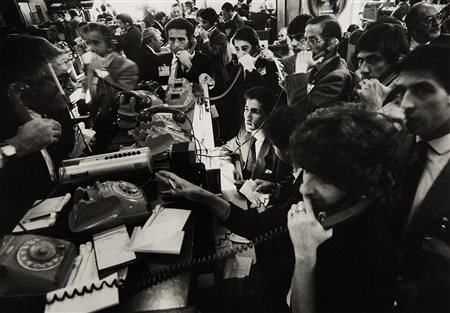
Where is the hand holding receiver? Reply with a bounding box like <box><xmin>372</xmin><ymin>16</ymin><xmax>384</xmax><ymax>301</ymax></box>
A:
<box><xmin>176</xmin><ymin>50</ymin><xmax>193</xmax><ymax>70</ymax></box>
<box><xmin>238</xmin><ymin>53</ymin><xmax>257</xmax><ymax>72</ymax></box>
<box><xmin>287</xmin><ymin>197</ymin><xmax>333</xmax><ymax>261</ymax></box>
<box><xmin>254</xmin><ymin>179</ymin><xmax>277</xmax><ymax>193</ymax></box>
<box><xmin>295</xmin><ymin>50</ymin><xmax>324</xmax><ymax>74</ymax></box>
<box><xmin>7</xmin><ymin>118</ymin><xmax>62</xmax><ymax>156</ymax></box>
<box><xmin>195</xmin><ymin>26</ymin><xmax>209</xmax><ymax>41</ymax></box>
<box><xmin>199</xmin><ymin>73</ymin><xmax>215</xmax><ymax>87</ymax></box>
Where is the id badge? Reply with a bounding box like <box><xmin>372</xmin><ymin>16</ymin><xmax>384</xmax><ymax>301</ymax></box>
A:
<box><xmin>158</xmin><ymin>65</ymin><xmax>170</xmax><ymax>77</ymax></box>
<box><xmin>307</xmin><ymin>83</ymin><xmax>315</xmax><ymax>94</ymax></box>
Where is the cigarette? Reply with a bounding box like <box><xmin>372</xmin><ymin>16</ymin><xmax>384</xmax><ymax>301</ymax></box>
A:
<box><xmin>168</xmin><ymin>178</ymin><xmax>178</xmax><ymax>190</ymax></box>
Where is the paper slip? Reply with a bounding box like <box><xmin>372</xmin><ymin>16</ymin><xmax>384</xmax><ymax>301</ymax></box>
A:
<box><xmin>223</xmin><ymin>256</ymin><xmax>253</xmax><ymax>279</ymax></box>
<box><xmin>93</xmin><ymin>225</ymin><xmax>136</xmax><ymax>271</ymax></box>
<box><xmin>45</xmin><ymin>273</ymin><xmax>119</xmax><ymax>313</ymax></box>
<box><xmin>128</xmin><ymin>209</ymin><xmax>190</xmax><ymax>254</ymax></box>
<box><xmin>239</xmin><ymin>179</ymin><xmax>270</xmax><ymax>207</ymax></box>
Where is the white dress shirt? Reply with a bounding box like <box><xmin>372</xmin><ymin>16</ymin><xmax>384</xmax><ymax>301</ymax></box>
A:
<box><xmin>407</xmin><ymin>133</ymin><xmax>450</xmax><ymax>226</ymax></box>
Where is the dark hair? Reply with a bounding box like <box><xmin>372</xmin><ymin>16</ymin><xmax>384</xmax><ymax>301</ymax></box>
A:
<box><xmin>221</xmin><ymin>2</ymin><xmax>235</xmax><ymax>12</ymax></box>
<box><xmin>371</xmin><ymin>15</ymin><xmax>403</xmax><ymax>27</ymax></box>
<box><xmin>198</xmin><ymin>7</ymin><xmax>219</xmax><ymax>24</ymax></box>
<box><xmin>69</xmin><ymin>9</ymin><xmax>78</xmax><ymax>18</ymax></box>
<box><xmin>395</xmin><ymin>44</ymin><xmax>450</xmax><ymax>92</ymax></box>
<box><xmin>287</xmin><ymin>14</ymin><xmax>312</xmax><ymax>36</ymax></box>
<box><xmin>307</xmin><ymin>15</ymin><xmax>342</xmax><ymax>41</ymax></box>
<box><xmin>165</xmin><ymin>18</ymin><xmax>195</xmax><ymax>39</ymax></box>
<box><xmin>116</xmin><ymin>13</ymin><xmax>133</xmax><ymax>26</ymax></box>
<box><xmin>0</xmin><ymin>35</ymin><xmax>64</xmax><ymax>82</ymax></box>
<box><xmin>289</xmin><ymin>104</ymin><xmax>400</xmax><ymax>201</ymax></box>
<box><xmin>80</xmin><ymin>22</ymin><xmax>113</xmax><ymax>47</ymax></box>
<box><xmin>244</xmin><ymin>86</ymin><xmax>277</xmax><ymax>116</ymax></box>
<box><xmin>224</xmin><ymin>20</ymin><xmax>238</xmax><ymax>34</ymax></box>
<box><xmin>346</xmin><ymin>24</ymin><xmax>360</xmax><ymax>33</ymax></box>
<box><xmin>100</xmin><ymin>4</ymin><xmax>107</xmax><ymax>12</ymax></box>
<box><xmin>171</xmin><ymin>3</ymin><xmax>181</xmax><ymax>9</ymax></box>
<box><xmin>356</xmin><ymin>23</ymin><xmax>409</xmax><ymax>65</ymax></box>
<box><xmin>264</xmin><ymin>106</ymin><xmax>307</xmax><ymax>149</ymax></box>
<box><xmin>233</xmin><ymin>27</ymin><xmax>260</xmax><ymax>51</ymax></box>
<box><xmin>155</xmin><ymin>11</ymin><xmax>166</xmax><ymax>21</ymax></box>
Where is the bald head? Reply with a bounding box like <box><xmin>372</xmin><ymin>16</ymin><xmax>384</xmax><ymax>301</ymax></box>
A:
<box><xmin>405</xmin><ymin>2</ymin><xmax>441</xmax><ymax>44</ymax></box>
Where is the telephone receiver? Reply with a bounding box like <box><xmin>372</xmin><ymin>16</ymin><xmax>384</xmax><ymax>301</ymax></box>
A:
<box><xmin>314</xmin><ymin>190</ymin><xmax>383</xmax><ymax>230</ymax></box>
<box><xmin>138</xmin><ymin>106</ymin><xmax>187</xmax><ymax>124</ymax></box>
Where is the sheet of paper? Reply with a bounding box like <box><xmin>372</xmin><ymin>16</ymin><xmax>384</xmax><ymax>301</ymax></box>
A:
<box><xmin>93</xmin><ymin>225</ymin><xmax>136</xmax><ymax>271</ymax></box>
<box><xmin>223</xmin><ymin>256</ymin><xmax>252</xmax><ymax>279</ymax></box>
<box><xmin>45</xmin><ymin>273</ymin><xmax>119</xmax><ymax>313</ymax></box>
<box><xmin>133</xmin><ymin>231</ymin><xmax>185</xmax><ymax>254</ymax></box>
<box><xmin>239</xmin><ymin>179</ymin><xmax>258</xmax><ymax>205</ymax></box>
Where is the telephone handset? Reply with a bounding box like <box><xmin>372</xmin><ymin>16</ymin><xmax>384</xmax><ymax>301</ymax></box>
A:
<box><xmin>314</xmin><ymin>191</ymin><xmax>383</xmax><ymax>230</ymax></box>
<box><xmin>0</xmin><ymin>234</ymin><xmax>76</xmax><ymax>296</ymax></box>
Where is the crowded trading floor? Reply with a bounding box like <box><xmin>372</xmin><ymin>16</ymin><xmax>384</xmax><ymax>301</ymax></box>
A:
<box><xmin>0</xmin><ymin>0</ymin><xmax>449</xmax><ymax>312</ymax></box>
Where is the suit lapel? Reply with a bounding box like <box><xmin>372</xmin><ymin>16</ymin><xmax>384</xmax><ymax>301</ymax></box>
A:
<box><xmin>407</xmin><ymin>159</ymin><xmax>450</xmax><ymax>235</ymax></box>
<box><xmin>309</xmin><ymin>55</ymin><xmax>340</xmax><ymax>85</ymax></box>
<box><xmin>251</xmin><ymin>139</ymin><xmax>270</xmax><ymax>179</ymax></box>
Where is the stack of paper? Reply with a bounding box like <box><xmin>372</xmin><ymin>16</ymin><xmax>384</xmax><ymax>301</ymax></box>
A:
<box><xmin>13</xmin><ymin>194</ymin><xmax>71</xmax><ymax>232</ymax></box>
<box><xmin>93</xmin><ymin>225</ymin><xmax>136</xmax><ymax>271</ymax></box>
<box><xmin>127</xmin><ymin>208</ymin><xmax>191</xmax><ymax>254</ymax></box>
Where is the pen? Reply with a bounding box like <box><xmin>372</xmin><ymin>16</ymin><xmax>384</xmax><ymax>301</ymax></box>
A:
<box><xmin>23</xmin><ymin>212</ymin><xmax>56</xmax><ymax>223</ymax></box>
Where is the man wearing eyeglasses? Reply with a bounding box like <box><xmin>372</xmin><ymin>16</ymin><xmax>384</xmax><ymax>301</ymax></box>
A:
<box><xmin>405</xmin><ymin>2</ymin><xmax>444</xmax><ymax>51</ymax></box>
<box><xmin>284</xmin><ymin>16</ymin><xmax>353</xmax><ymax>113</ymax></box>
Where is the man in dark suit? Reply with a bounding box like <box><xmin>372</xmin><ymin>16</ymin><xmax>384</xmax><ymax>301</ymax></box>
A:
<box><xmin>116</xmin><ymin>13</ymin><xmax>141</xmax><ymax>60</ymax></box>
<box><xmin>195</xmin><ymin>7</ymin><xmax>230</xmax><ymax>88</ymax></box>
<box><xmin>156</xmin><ymin>18</ymin><xmax>211</xmax><ymax>85</ymax></box>
<box><xmin>152</xmin><ymin>11</ymin><xmax>167</xmax><ymax>44</ymax></box>
<box><xmin>221</xmin><ymin>2</ymin><xmax>245</xmax><ymax>29</ymax></box>
<box><xmin>406</xmin><ymin>2</ymin><xmax>443</xmax><ymax>50</ymax></box>
<box><xmin>284</xmin><ymin>16</ymin><xmax>353</xmax><ymax>113</ymax></box>
<box><xmin>393</xmin><ymin>45</ymin><xmax>450</xmax><ymax>313</ymax></box>
<box><xmin>133</xmin><ymin>27</ymin><xmax>164</xmax><ymax>83</ymax></box>
<box><xmin>280</xmin><ymin>14</ymin><xmax>312</xmax><ymax>106</ymax></box>
<box><xmin>220</xmin><ymin>87</ymin><xmax>281</xmax><ymax>181</ymax></box>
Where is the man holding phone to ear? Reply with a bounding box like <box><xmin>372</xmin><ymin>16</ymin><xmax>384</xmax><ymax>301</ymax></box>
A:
<box><xmin>288</xmin><ymin>16</ymin><xmax>353</xmax><ymax>113</ymax></box>
<box><xmin>156</xmin><ymin>105</ymin><xmax>399</xmax><ymax>313</ymax></box>
<box><xmin>157</xmin><ymin>18</ymin><xmax>211</xmax><ymax>85</ymax></box>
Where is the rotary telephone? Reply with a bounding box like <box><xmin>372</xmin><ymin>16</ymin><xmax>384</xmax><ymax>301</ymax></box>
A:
<box><xmin>0</xmin><ymin>234</ymin><xmax>76</xmax><ymax>296</ymax></box>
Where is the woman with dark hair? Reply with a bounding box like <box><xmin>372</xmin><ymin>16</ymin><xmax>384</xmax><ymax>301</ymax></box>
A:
<box><xmin>232</xmin><ymin>26</ymin><xmax>282</xmax><ymax>94</ymax></box>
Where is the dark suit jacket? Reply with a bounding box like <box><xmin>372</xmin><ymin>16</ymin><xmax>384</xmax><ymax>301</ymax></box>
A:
<box><xmin>196</xmin><ymin>28</ymin><xmax>230</xmax><ymax>87</ymax></box>
<box><xmin>152</xmin><ymin>21</ymin><xmax>167</xmax><ymax>43</ymax></box>
<box><xmin>132</xmin><ymin>45</ymin><xmax>160</xmax><ymax>83</ymax></box>
<box><xmin>400</xmin><ymin>151</ymin><xmax>450</xmax><ymax>313</ymax></box>
<box><xmin>119</xmin><ymin>25</ymin><xmax>141</xmax><ymax>60</ymax></box>
<box><xmin>232</xmin><ymin>13</ymin><xmax>246</xmax><ymax>29</ymax></box>
<box><xmin>282</xmin><ymin>54</ymin><xmax>353</xmax><ymax>113</ymax></box>
<box><xmin>156</xmin><ymin>51</ymin><xmax>212</xmax><ymax>85</ymax></box>
<box><xmin>220</xmin><ymin>127</ymin><xmax>279</xmax><ymax>181</ymax></box>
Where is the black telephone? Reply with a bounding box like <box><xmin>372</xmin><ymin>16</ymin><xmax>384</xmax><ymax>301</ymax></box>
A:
<box><xmin>0</xmin><ymin>234</ymin><xmax>76</xmax><ymax>295</ymax></box>
<box><xmin>69</xmin><ymin>181</ymin><xmax>150</xmax><ymax>235</ymax></box>
<box><xmin>314</xmin><ymin>191</ymin><xmax>382</xmax><ymax>230</ymax></box>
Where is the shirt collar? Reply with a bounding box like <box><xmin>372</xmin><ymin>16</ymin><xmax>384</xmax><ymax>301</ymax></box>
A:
<box><xmin>207</xmin><ymin>26</ymin><xmax>216</xmax><ymax>36</ymax></box>
<box><xmin>410</xmin><ymin>38</ymin><xmax>429</xmax><ymax>51</ymax></box>
<box><xmin>146</xmin><ymin>45</ymin><xmax>156</xmax><ymax>54</ymax></box>
<box><xmin>422</xmin><ymin>133</ymin><xmax>450</xmax><ymax>155</ymax></box>
<box><xmin>314</xmin><ymin>53</ymin><xmax>338</xmax><ymax>72</ymax></box>
<box><xmin>252</xmin><ymin>129</ymin><xmax>265</xmax><ymax>142</ymax></box>
<box><xmin>231</xmin><ymin>12</ymin><xmax>237</xmax><ymax>20</ymax></box>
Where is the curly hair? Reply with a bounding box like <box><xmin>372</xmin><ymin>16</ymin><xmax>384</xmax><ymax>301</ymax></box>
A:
<box><xmin>289</xmin><ymin>104</ymin><xmax>400</xmax><ymax>203</ymax></box>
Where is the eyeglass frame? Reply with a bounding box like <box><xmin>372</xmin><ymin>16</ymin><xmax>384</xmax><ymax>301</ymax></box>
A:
<box><xmin>421</xmin><ymin>12</ymin><xmax>444</xmax><ymax>25</ymax></box>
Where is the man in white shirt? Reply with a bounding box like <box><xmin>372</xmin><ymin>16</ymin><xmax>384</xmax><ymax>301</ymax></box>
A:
<box><xmin>220</xmin><ymin>86</ymin><xmax>281</xmax><ymax>181</ymax></box>
<box><xmin>392</xmin><ymin>44</ymin><xmax>450</xmax><ymax>313</ymax></box>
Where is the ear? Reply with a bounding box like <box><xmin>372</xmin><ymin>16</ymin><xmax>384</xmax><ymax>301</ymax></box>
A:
<box><xmin>327</xmin><ymin>37</ymin><xmax>339</xmax><ymax>51</ymax></box>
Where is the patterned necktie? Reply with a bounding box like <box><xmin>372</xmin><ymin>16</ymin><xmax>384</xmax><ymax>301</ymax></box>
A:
<box><xmin>170</xmin><ymin>56</ymin><xmax>178</xmax><ymax>80</ymax></box>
